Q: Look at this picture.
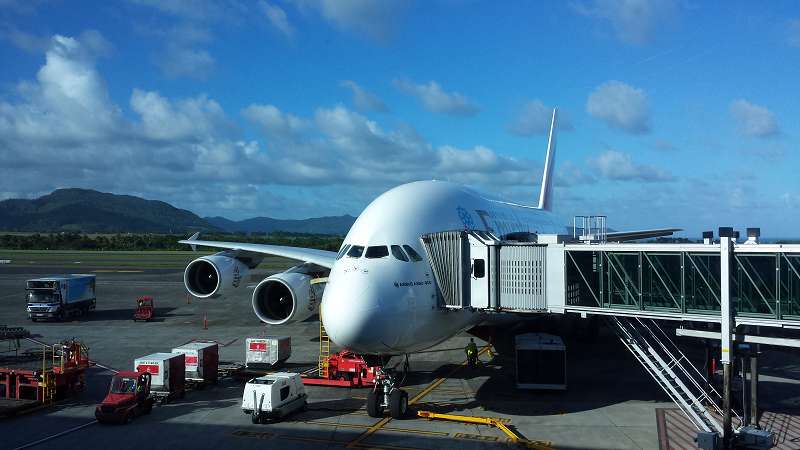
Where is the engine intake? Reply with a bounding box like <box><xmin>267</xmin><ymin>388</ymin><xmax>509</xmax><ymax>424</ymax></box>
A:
<box><xmin>252</xmin><ymin>272</ymin><xmax>319</xmax><ymax>325</ymax></box>
<box><xmin>184</xmin><ymin>254</ymin><xmax>249</xmax><ymax>298</ymax></box>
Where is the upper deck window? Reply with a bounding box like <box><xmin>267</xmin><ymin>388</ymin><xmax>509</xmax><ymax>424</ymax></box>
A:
<box><xmin>365</xmin><ymin>246</ymin><xmax>389</xmax><ymax>259</ymax></box>
<box><xmin>346</xmin><ymin>245</ymin><xmax>364</xmax><ymax>258</ymax></box>
<box><xmin>390</xmin><ymin>245</ymin><xmax>408</xmax><ymax>262</ymax></box>
<box><xmin>402</xmin><ymin>245</ymin><xmax>423</xmax><ymax>262</ymax></box>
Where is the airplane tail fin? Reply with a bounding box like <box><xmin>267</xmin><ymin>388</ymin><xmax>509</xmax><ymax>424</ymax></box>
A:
<box><xmin>537</xmin><ymin>108</ymin><xmax>558</xmax><ymax>211</ymax></box>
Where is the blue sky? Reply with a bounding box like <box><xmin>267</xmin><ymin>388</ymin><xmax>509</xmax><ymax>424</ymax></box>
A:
<box><xmin>0</xmin><ymin>1</ymin><xmax>798</xmax><ymax>237</ymax></box>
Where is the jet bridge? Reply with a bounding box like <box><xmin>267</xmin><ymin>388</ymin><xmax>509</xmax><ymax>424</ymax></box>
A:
<box><xmin>420</xmin><ymin>227</ymin><xmax>800</xmax><ymax>449</ymax></box>
<box><xmin>420</xmin><ymin>229</ymin><xmax>800</xmax><ymax>328</ymax></box>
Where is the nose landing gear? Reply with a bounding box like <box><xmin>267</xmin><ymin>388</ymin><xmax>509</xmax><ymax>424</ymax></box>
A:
<box><xmin>366</xmin><ymin>366</ymin><xmax>409</xmax><ymax>419</ymax></box>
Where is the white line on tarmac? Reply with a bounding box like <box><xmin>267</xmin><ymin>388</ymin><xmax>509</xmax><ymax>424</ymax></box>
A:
<box><xmin>12</xmin><ymin>420</ymin><xmax>98</xmax><ymax>450</ymax></box>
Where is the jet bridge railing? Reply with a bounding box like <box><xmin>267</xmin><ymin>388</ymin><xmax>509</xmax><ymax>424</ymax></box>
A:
<box><xmin>563</xmin><ymin>243</ymin><xmax>800</xmax><ymax>326</ymax></box>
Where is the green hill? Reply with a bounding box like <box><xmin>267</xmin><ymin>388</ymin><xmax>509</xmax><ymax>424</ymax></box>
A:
<box><xmin>0</xmin><ymin>188</ymin><xmax>216</xmax><ymax>233</ymax></box>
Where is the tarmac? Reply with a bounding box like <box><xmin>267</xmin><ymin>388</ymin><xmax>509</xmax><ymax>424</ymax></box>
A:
<box><xmin>0</xmin><ymin>254</ymin><xmax>798</xmax><ymax>450</ymax></box>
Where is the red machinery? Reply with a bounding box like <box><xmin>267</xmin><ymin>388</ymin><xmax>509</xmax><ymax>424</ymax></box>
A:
<box><xmin>302</xmin><ymin>351</ymin><xmax>378</xmax><ymax>388</ymax></box>
<box><xmin>0</xmin><ymin>339</ymin><xmax>89</xmax><ymax>416</ymax></box>
<box><xmin>133</xmin><ymin>296</ymin><xmax>154</xmax><ymax>321</ymax></box>
<box><xmin>95</xmin><ymin>371</ymin><xmax>154</xmax><ymax>424</ymax></box>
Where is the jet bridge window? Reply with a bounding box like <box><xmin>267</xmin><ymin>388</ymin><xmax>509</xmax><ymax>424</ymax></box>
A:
<box><xmin>346</xmin><ymin>245</ymin><xmax>364</xmax><ymax>258</ymax></box>
<box><xmin>365</xmin><ymin>246</ymin><xmax>389</xmax><ymax>259</ymax></box>
<box><xmin>391</xmin><ymin>245</ymin><xmax>409</xmax><ymax>262</ymax></box>
<box><xmin>336</xmin><ymin>244</ymin><xmax>351</xmax><ymax>260</ymax></box>
<box><xmin>402</xmin><ymin>245</ymin><xmax>423</xmax><ymax>262</ymax></box>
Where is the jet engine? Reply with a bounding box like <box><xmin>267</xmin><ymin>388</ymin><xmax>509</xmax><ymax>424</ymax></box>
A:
<box><xmin>184</xmin><ymin>254</ymin><xmax>249</xmax><ymax>298</ymax></box>
<box><xmin>252</xmin><ymin>271</ymin><xmax>321</xmax><ymax>325</ymax></box>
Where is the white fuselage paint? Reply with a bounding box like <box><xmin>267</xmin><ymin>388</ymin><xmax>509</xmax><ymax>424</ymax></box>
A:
<box><xmin>321</xmin><ymin>180</ymin><xmax>565</xmax><ymax>355</ymax></box>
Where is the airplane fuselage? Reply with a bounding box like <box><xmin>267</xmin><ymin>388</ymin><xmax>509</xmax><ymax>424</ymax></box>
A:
<box><xmin>321</xmin><ymin>180</ymin><xmax>565</xmax><ymax>354</ymax></box>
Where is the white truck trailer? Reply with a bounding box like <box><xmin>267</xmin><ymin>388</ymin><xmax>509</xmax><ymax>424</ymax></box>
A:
<box><xmin>26</xmin><ymin>274</ymin><xmax>96</xmax><ymax>321</ymax></box>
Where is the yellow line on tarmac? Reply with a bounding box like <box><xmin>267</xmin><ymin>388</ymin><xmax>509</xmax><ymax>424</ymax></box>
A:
<box><xmin>306</xmin><ymin>420</ymin><xmax>450</xmax><ymax>436</ymax></box>
<box><xmin>346</xmin><ymin>345</ymin><xmax>491</xmax><ymax>449</ymax></box>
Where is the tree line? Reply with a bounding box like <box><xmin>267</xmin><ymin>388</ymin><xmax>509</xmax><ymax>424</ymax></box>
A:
<box><xmin>0</xmin><ymin>232</ymin><xmax>343</xmax><ymax>251</ymax></box>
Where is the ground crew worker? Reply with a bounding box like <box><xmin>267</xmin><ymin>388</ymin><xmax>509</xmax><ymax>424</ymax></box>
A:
<box><xmin>465</xmin><ymin>338</ymin><xmax>478</xmax><ymax>368</ymax></box>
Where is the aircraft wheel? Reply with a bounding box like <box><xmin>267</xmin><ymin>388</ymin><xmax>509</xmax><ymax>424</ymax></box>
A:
<box><xmin>389</xmin><ymin>389</ymin><xmax>408</xmax><ymax>419</ymax></box>
<box><xmin>366</xmin><ymin>389</ymin><xmax>384</xmax><ymax>418</ymax></box>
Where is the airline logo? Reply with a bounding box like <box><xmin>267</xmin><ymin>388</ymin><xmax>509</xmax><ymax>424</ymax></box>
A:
<box><xmin>137</xmin><ymin>364</ymin><xmax>160</xmax><ymax>375</ymax></box>
<box><xmin>249</xmin><ymin>342</ymin><xmax>267</xmax><ymax>352</ymax></box>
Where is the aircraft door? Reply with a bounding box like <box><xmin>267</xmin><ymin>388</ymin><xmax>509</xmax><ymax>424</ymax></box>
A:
<box><xmin>469</xmin><ymin>235</ymin><xmax>489</xmax><ymax>309</ymax></box>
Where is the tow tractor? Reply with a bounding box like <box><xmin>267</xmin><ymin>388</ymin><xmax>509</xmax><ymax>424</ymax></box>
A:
<box><xmin>301</xmin><ymin>351</ymin><xmax>378</xmax><ymax>388</ymax></box>
<box><xmin>133</xmin><ymin>296</ymin><xmax>154</xmax><ymax>322</ymax></box>
<box><xmin>95</xmin><ymin>371</ymin><xmax>154</xmax><ymax>424</ymax></box>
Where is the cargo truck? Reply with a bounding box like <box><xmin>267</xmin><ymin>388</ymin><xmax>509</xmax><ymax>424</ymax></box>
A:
<box><xmin>242</xmin><ymin>373</ymin><xmax>307</xmax><ymax>423</ymax></box>
<box><xmin>134</xmin><ymin>353</ymin><xmax>185</xmax><ymax>404</ymax></box>
<box><xmin>26</xmin><ymin>275</ymin><xmax>96</xmax><ymax>321</ymax></box>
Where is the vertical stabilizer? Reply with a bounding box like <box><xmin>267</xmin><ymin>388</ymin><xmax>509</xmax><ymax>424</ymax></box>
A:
<box><xmin>537</xmin><ymin>108</ymin><xmax>558</xmax><ymax>211</ymax></box>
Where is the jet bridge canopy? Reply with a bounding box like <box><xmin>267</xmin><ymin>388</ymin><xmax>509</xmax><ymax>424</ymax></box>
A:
<box><xmin>420</xmin><ymin>230</ymin><xmax>800</xmax><ymax>328</ymax></box>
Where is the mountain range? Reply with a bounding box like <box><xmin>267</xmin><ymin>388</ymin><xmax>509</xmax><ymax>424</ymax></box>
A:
<box><xmin>0</xmin><ymin>189</ymin><xmax>355</xmax><ymax>235</ymax></box>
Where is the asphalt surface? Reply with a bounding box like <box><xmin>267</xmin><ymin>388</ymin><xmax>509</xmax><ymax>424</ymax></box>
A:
<box><xmin>0</xmin><ymin>253</ymin><xmax>798</xmax><ymax>450</ymax></box>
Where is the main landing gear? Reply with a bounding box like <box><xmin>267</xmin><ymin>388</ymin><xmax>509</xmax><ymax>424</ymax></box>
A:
<box><xmin>366</xmin><ymin>366</ymin><xmax>409</xmax><ymax>419</ymax></box>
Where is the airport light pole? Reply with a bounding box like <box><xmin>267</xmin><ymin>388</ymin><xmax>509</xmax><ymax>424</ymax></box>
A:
<box><xmin>719</xmin><ymin>227</ymin><xmax>734</xmax><ymax>449</ymax></box>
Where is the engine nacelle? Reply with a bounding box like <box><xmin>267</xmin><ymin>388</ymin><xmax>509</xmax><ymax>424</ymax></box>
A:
<box><xmin>184</xmin><ymin>254</ymin><xmax>249</xmax><ymax>298</ymax></box>
<box><xmin>252</xmin><ymin>272</ymin><xmax>320</xmax><ymax>325</ymax></box>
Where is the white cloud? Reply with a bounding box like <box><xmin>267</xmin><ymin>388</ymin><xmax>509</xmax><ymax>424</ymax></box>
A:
<box><xmin>729</xmin><ymin>99</ymin><xmax>779</xmax><ymax>138</ymax></box>
<box><xmin>260</xmin><ymin>1</ymin><xmax>294</xmax><ymax>38</ymax></box>
<box><xmin>589</xmin><ymin>150</ymin><xmax>672</xmax><ymax>181</ymax></box>
<box><xmin>157</xmin><ymin>43</ymin><xmax>216</xmax><ymax>79</ymax></box>
<box><xmin>340</xmin><ymin>80</ymin><xmax>387</xmax><ymax>113</ymax></box>
<box><xmin>293</xmin><ymin>0</ymin><xmax>409</xmax><ymax>41</ymax></box>
<box><xmin>0</xmin><ymin>31</ymin><xmax>553</xmax><ymax>220</ymax></box>
<box><xmin>508</xmin><ymin>100</ymin><xmax>573</xmax><ymax>136</ymax></box>
<box><xmin>393</xmin><ymin>79</ymin><xmax>479</xmax><ymax>116</ymax></box>
<box><xmin>572</xmin><ymin>0</ymin><xmax>678</xmax><ymax>45</ymax></box>
<box><xmin>586</xmin><ymin>80</ymin><xmax>650</xmax><ymax>133</ymax></box>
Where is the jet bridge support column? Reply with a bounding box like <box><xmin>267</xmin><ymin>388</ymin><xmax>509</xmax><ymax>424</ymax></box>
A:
<box><xmin>719</xmin><ymin>227</ymin><xmax>735</xmax><ymax>449</ymax></box>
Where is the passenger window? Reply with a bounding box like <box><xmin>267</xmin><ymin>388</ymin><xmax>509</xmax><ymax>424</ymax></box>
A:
<box><xmin>365</xmin><ymin>246</ymin><xmax>389</xmax><ymax>258</ymax></box>
<box><xmin>402</xmin><ymin>245</ymin><xmax>423</xmax><ymax>262</ymax></box>
<box><xmin>336</xmin><ymin>244</ymin><xmax>351</xmax><ymax>260</ymax></box>
<box><xmin>391</xmin><ymin>245</ymin><xmax>408</xmax><ymax>262</ymax></box>
<box><xmin>347</xmin><ymin>245</ymin><xmax>364</xmax><ymax>258</ymax></box>
<box><xmin>280</xmin><ymin>385</ymin><xmax>290</xmax><ymax>401</ymax></box>
<box><xmin>472</xmin><ymin>259</ymin><xmax>485</xmax><ymax>278</ymax></box>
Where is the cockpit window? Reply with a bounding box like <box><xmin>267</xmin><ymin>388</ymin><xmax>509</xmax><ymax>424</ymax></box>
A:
<box><xmin>365</xmin><ymin>246</ymin><xmax>389</xmax><ymax>259</ymax></box>
<box><xmin>402</xmin><ymin>245</ymin><xmax>423</xmax><ymax>262</ymax></box>
<box><xmin>390</xmin><ymin>245</ymin><xmax>408</xmax><ymax>262</ymax></box>
<box><xmin>336</xmin><ymin>244</ymin><xmax>351</xmax><ymax>260</ymax></box>
<box><xmin>346</xmin><ymin>245</ymin><xmax>364</xmax><ymax>258</ymax></box>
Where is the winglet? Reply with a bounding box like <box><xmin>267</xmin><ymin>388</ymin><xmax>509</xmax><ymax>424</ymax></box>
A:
<box><xmin>537</xmin><ymin>108</ymin><xmax>558</xmax><ymax>211</ymax></box>
<box><xmin>187</xmin><ymin>232</ymin><xmax>200</xmax><ymax>252</ymax></box>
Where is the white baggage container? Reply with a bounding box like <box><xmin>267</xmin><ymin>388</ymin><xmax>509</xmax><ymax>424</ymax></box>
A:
<box><xmin>246</xmin><ymin>336</ymin><xmax>291</xmax><ymax>369</ymax></box>
<box><xmin>134</xmin><ymin>352</ymin><xmax>185</xmax><ymax>401</ymax></box>
<box><xmin>241</xmin><ymin>372</ymin><xmax>307</xmax><ymax>423</ymax></box>
<box><xmin>172</xmin><ymin>341</ymin><xmax>219</xmax><ymax>384</ymax></box>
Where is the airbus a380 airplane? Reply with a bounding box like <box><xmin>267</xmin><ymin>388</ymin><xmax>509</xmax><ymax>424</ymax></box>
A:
<box><xmin>180</xmin><ymin>109</ymin><xmax>675</xmax><ymax>375</ymax></box>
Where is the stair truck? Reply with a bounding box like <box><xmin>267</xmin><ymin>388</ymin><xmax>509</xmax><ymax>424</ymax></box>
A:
<box><xmin>95</xmin><ymin>371</ymin><xmax>154</xmax><ymax>424</ymax></box>
<box><xmin>26</xmin><ymin>274</ymin><xmax>96</xmax><ymax>321</ymax></box>
<box><xmin>134</xmin><ymin>353</ymin><xmax>185</xmax><ymax>404</ymax></box>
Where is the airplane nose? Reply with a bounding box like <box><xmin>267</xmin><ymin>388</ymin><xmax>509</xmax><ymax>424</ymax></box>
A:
<box><xmin>321</xmin><ymin>274</ymin><xmax>384</xmax><ymax>353</ymax></box>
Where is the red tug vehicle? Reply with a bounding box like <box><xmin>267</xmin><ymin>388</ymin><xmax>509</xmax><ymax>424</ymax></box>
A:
<box><xmin>95</xmin><ymin>371</ymin><xmax>154</xmax><ymax>424</ymax></box>
<box><xmin>133</xmin><ymin>296</ymin><xmax>154</xmax><ymax>322</ymax></box>
<box><xmin>301</xmin><ymin>351</ymin><xmax>378</xmax><ymax>388</ymax></box>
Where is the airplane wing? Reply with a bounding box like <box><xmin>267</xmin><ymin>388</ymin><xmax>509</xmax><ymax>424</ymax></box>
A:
<box><xmin>606</xmin><ymin>228</ymin><xmax>682</xmax><ymax>242</ymax></box>
<box><xmin>179</xmin><ymin>234</ymin><xmax>337</xmax><ymax>269</ymax></box>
